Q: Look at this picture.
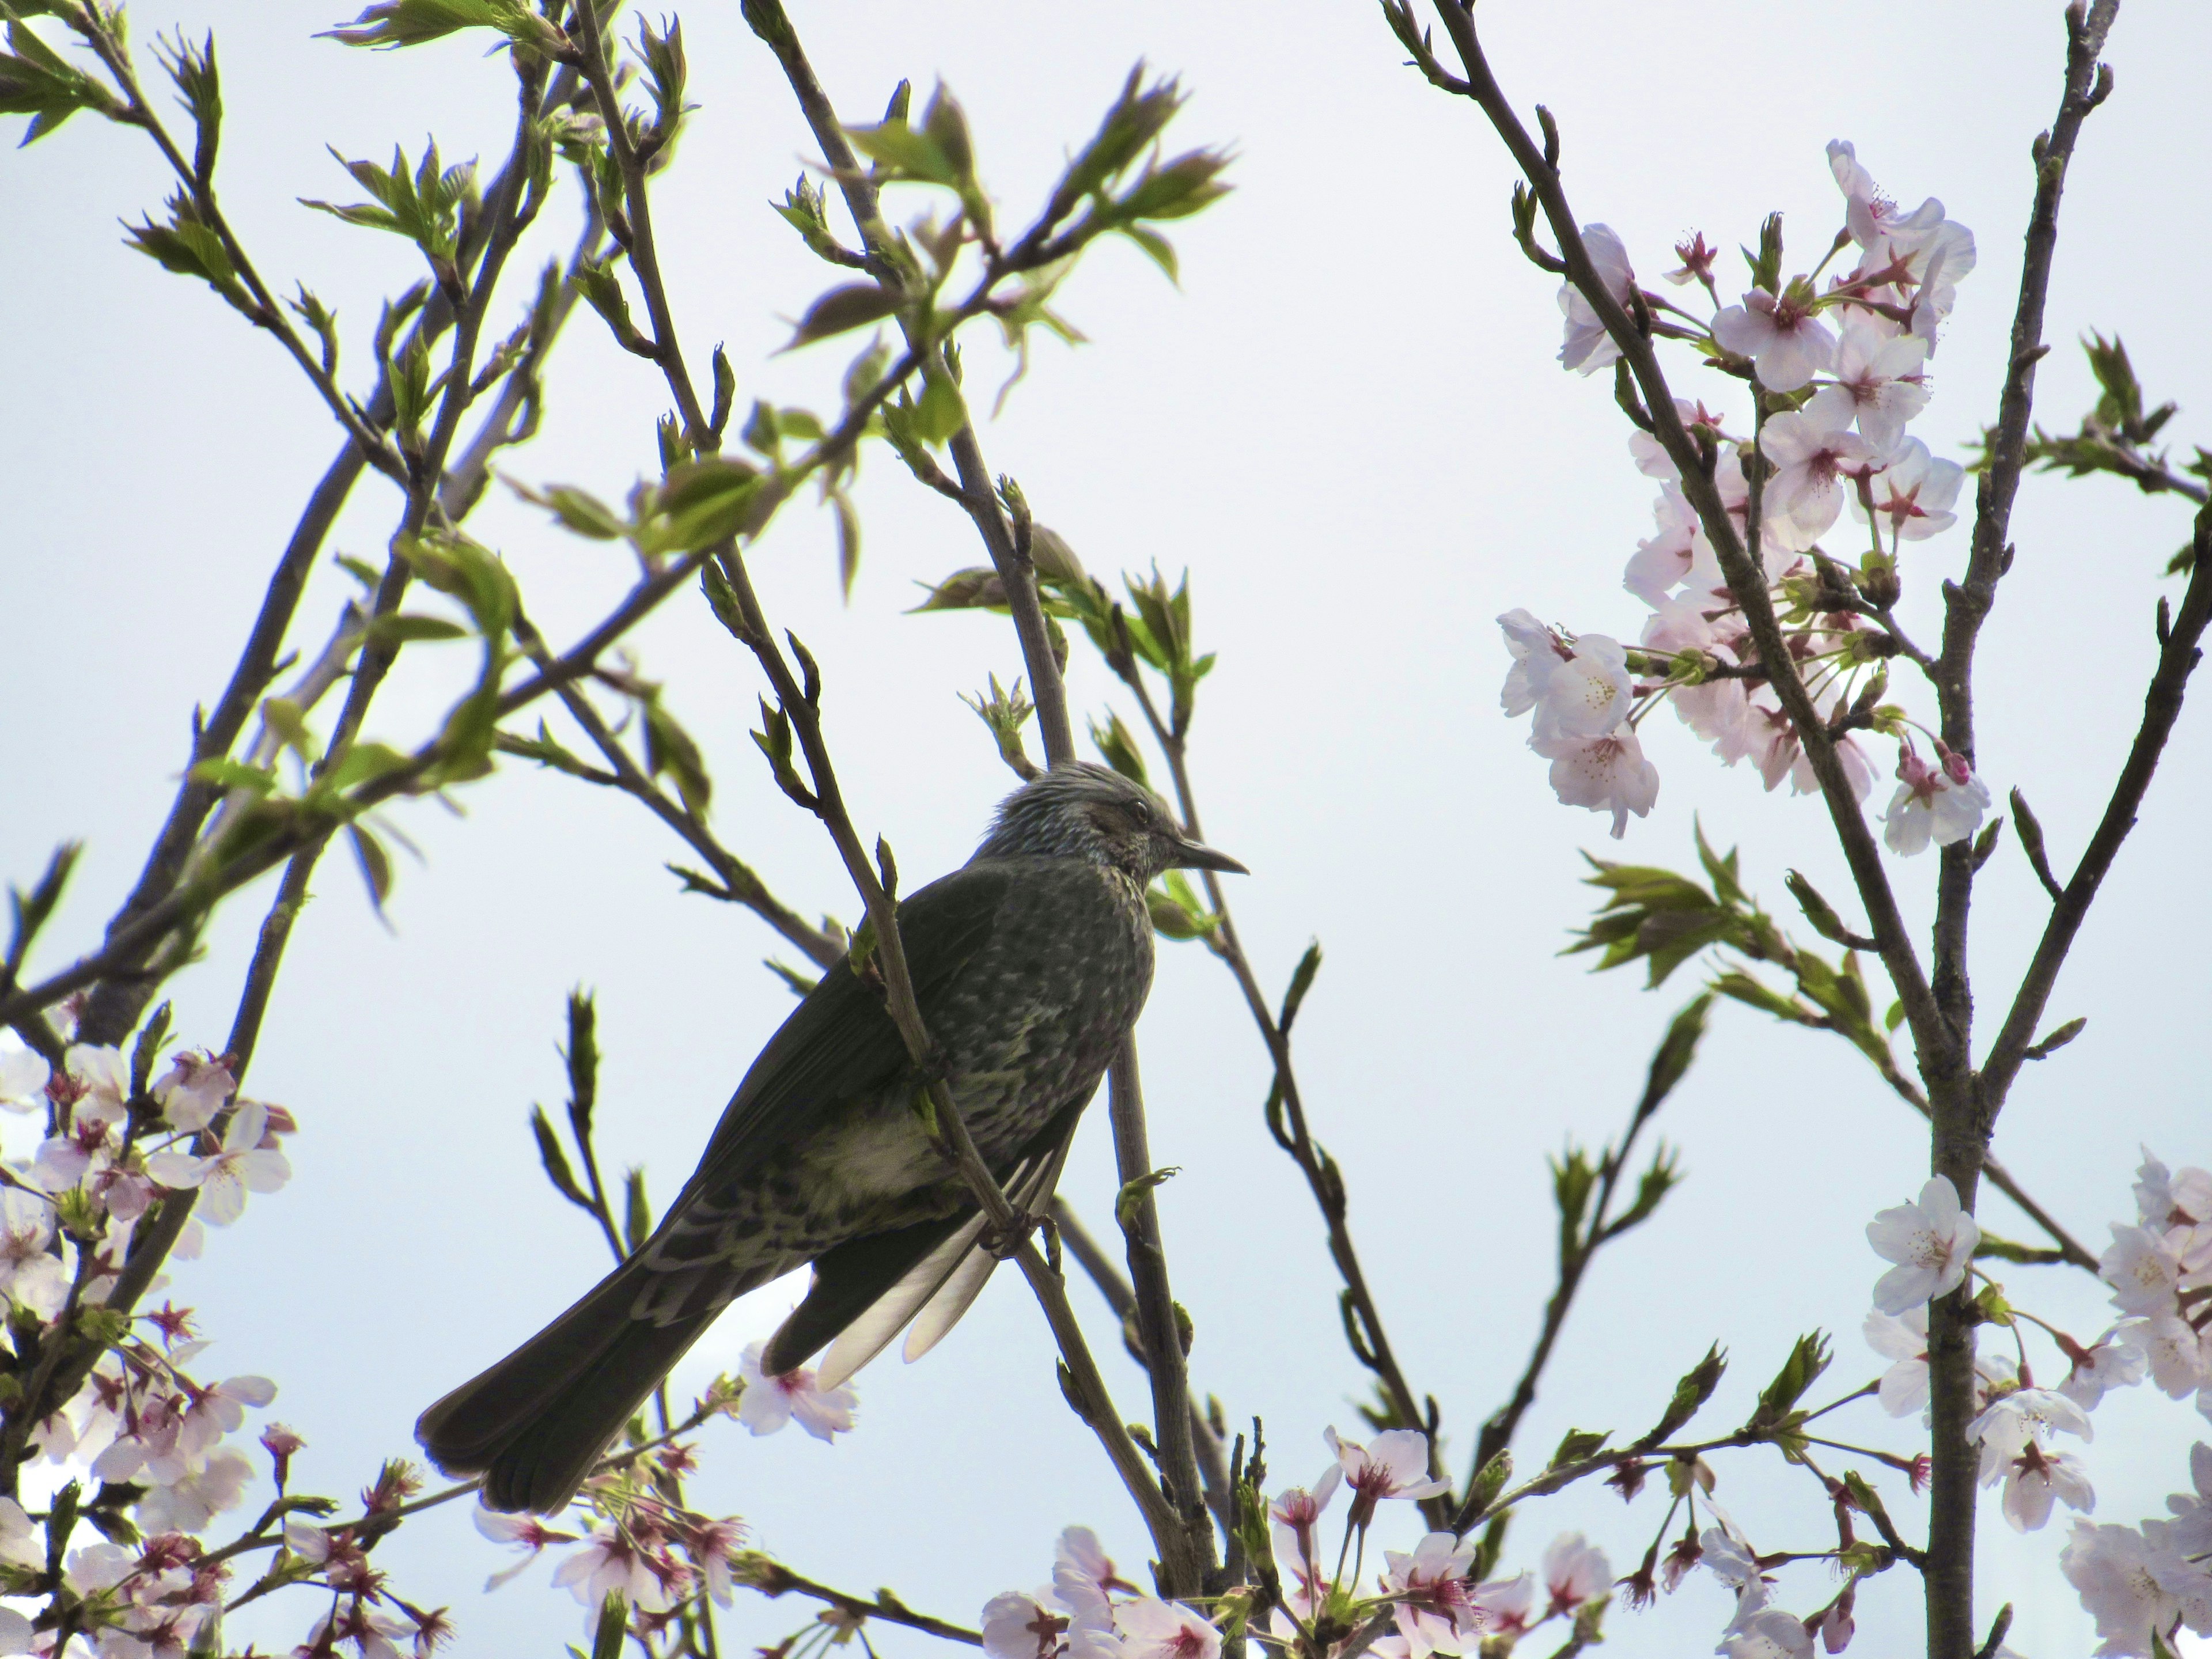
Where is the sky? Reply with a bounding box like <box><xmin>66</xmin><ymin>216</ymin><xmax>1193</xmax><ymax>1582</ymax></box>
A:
<box><xmin>6</xmin><ymin>0</ymin><xmax>2212</xmax><ymax>1654</ymax></box>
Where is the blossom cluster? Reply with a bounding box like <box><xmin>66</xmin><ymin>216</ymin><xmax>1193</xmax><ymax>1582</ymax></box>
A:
<box><xmin>1499</xmin><ymin>142</ymin><xmax>1993</xmax><ymax>851</ymax></box>
<box><xmin>983</xmin><ymin>1430</ymin><xmax>1623</xmax><ymax>1659</ymax></box>
<box><xmin>1854</xmin><ymin>1156</ymin><xmax>2212</xmax><ymax>1654</ymax></box>
<box><xmin>0</xmin><ymin>1023</ymin><xmax>460</xmax><ymax>1659</ymax></box>
<box><xmin>474</xmin><ymin>1338</ymin><xmax>856</xmax><ymax>1651</ymax></box>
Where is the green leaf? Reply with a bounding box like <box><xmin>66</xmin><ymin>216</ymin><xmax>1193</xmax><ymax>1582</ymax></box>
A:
<box><xmin>831</xmin><ymin>491</ymin><xmax>861</xmax><ymax>600</ymax></box>
<box><xmin>512</xmin><ymin>481</ymin><xmax>627</xmax><ymax>541</ymax></box>
<box><xmin>590</xmin><ymin>1592</ymin><xmax>627</xmax><ymax>1659</ymax></box>
<box><xmin>1115</xmin><ymin>1166</ymin><xmax>1179</xmax><ymax>1230</ymax></box>
<box><xmin>911</xmin><ymin>368</ymin><xmax>965</xmax><ymax>446</ymax></box>
<box><xmin>323</xmin><ymin>0</ymin><xmax>552</xmax><ymax>48</ymax></box>
<box><xmin>364</xmin><ymin>613</ymin><xmax>471</xmax><ymax>647</ymax></box>
<box><xmin>642</xmin><ymin>696</ymin><xmax>712</xmax><ymax>817</ymax></box>
<box><xmin>1635</xmin><ymin>993</ymin><xmax>1711</xmax><ymax>1121</ymax></box>
<box><xmin>1088</xmin><ymin>710</ymin><xmax>1150</xmax><ymax>786</ymax></box>
<box><xmin>621</xmin><ymin>1168</ymin><xmax>651</xmax><ymax>1256</ymax></box>
<box><xmin>1278</xmin><ymin>942</ymin><xmax>1322</xmax><ymax>1033</ymax></box>
<box><xmin>6</xmin><ymin>840</ymin><xmax>80</xmax><ymax>974</ymax></box>
<box><xmin>781</xmin><ymin>283</ymin><xmax>902</xmax><ymax>350</ymax></box>
<box><xmin>649</xmin><ymin>457</ymin><xmax>762</xmax><ymax>554</ymax></box>
<box><xmin>346</xmin><ymin>824</ymin><xmax>393</xmax><ymax>912</ymax></box>
<box><xmin>1548</xmin><ymin>1427</ymin><xmax>1610</xmax><ymax>1470</ymax></box>
<box><xmin>1783</xmin><ymin>869</ymin><xmax>1859</xmax><ymax>946</ymax></box>
<box><xmin>1462</xmin><ymin>1449</ymin><xmax>1512</xmax><ymax>1519</ymax></box>
<box><xmin>842</xmin><ymin>114</ymin><xmax>956</xmax><ymax>185</ymax></box>
<box><xmin>529</xmin><ymin>1106</ymin><xmax>591</xmax><ymax>1207</ymax></box>
<box><xmin>321</xmin><ymin>741</ymin><xmax>411</xmax><ymax>795</ymax></box>
<box><xmin>1</xmin><ymin>20</ymin><xmax>106</xmax><ymax>143</ymax></box>
<box><xmin>1748</xmin><ymin>1331</ymin><xmax>1831</xmax><ymax>1432</ymax></box>
<box><xmin>187</xmin><ymin>757</ymin><xmax>278</xmax><ymax>795</ymax></box>
<box><xmin>1638</xmin><ymin>1343</ymin><xmax>1726</xmax><ymax>1447</ymax></box>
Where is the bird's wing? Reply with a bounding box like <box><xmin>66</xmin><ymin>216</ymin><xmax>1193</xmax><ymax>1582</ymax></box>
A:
<box><xmin>897</xmin><ymin>1121</ymin><xmax>1078</xmax><ymax>1366</ymax></box>
<box><xmin>641</xmin><ymin>864</ymin><xmax>1016</xmax><ymax>1277</ymax></box>
<box><xmin>768</xmin><ymin>1104</ymin><xmax>1082</xmax><ymax>1385</ymax></box>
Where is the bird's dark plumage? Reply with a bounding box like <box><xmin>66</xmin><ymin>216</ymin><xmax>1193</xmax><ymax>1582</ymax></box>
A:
<box><xmin>416</xmin><ymin>763</ymin><xmax>1243</xmax><ymax>1512</ymax></box>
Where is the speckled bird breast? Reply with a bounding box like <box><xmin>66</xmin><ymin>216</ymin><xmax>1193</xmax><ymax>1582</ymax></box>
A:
<box><xmin>934</xmin><ymin>855</ymin><xmax>1156</xmax><ymax>1159</ymax></box>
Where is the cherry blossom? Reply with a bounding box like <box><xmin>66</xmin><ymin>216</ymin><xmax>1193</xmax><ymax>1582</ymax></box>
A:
<box><xmin>2103</xmin><ymin>1224</ymin><xmax>2187</xmax><ymax>1316</ymax></box>
<box><xmin>137</xmin><ymin>1445</ymin><xmax>253</xmax><ymax>1533</ymax></box>
<box><xmin>1665</xmin><ymin>233</ymin><xmax>1719</xmax><ymax>292</ymax></box>
<box><xmin>734</xmin><ymin>1340</ymin><xmax>858</xmax><ymax>1440</ymax></box>
<box><xmin>1879</xmin><ymin>747</ymin><xmax>1991</xmax><ymax>856</ymax></box>
<box><xmin>1759</xmin><ymin>404</ymin><xmax>1884</xmax><ymax>546</ymax></box>
<box><xmin>1721</xmin><ymin>1607</ymin><xmax>1815</xmax><ymax>1659</ymax></box>
<box><xmin>2161</xmin><ymin>1444</ymin><xmax>2212</xmax><ymax>1556</ymax></box>
<box><xmin>1324</xmin><ymin>1426</ymin><xmax>1448</xmax><ymax>1528</ymax></box>
<box><xmin>985</xmin><ymin>1592</ymin><xmax>1071</xmax><ymax>1659</ymax></box>
<box><xmin>1497</xmin><ymin>612</ymin><xmax>1634</xmax><ymax>747</ymax></box>
<box><xmin>2135</xmin><ymin>1315</ymin><xmax>2212</xmax><ymax>1403</ymax></box>
<box><xmin>0</xmin><ymin>1041</ymin><xmax>48</xmax><ymax>1113</ymax></box>
<box><xmin>1715</xmin><ymin>288</ymin><xmax>1836</xmax><ymax>394</ymax></box>
<box><xmin>552</xmin><ymin>1525</ymin><xmax>683</xmax><ymax>1614</ymax></box>
<box><xmin>1558</xmin><ymin>225</ymin><xmax>1634</xmax><ymax>375</ymax></box>
<box><xmin>2061</xmin><ymin>1520</ymin><xmax>2212</xmax><ymax>1657</ymax></box>
<box><xmin>1468</xmin><ymin>1572</ymin><xmax>1533</xmax><ymax>1635</ymax></box>
<box><xmin>1866</xmin><ymin>1176</ymin><xmax>1979</xmax><ymax>1313</ymax></box>
<box><xmin>150</xmin><ymin>1052</ymin><xmax>234</xmax><ymax>1133</ymax></box>
<box><xmin>65</xmin><ymin>1043</ymin><xmax>132</xmax><ymax>1124</ymax></box>
<box><xmin>1538</xmin><ymin>1531</ymin><xmax>1609</xmax><ymax>1616</ymax></box>
<box><xmin>1854</xmin><ymin>437</ymin><xmax>1963</xmax><ymax>543</ymax></box>
<box><xmin>1863</xmin><ymin>1304</ymin><xmax>1930</xmax><ymax>1418</ymax></box>
<box><xmin>1535</xmin><ymin>729</ymin><xmax>1659</xmax><ymax>840</ymax></box>
<box><xmin>0</xmin><ymin>1191</ymin><xmax>67</xmax><ymax>1318</ymax></box>
<box><xmin>1825</xmin><ymin>142</ymin><xmax>1940</xmax><ymax>249</ymax></box>
<box><xmin>2062</xmin><ymin>1327</ymin><xmax>2152</xmax><ymax>1411</ymax></box>
<box><xmin>1808</xmin><ymin>320</ymin><xmax>1927</xmax><ymax>454</ymax></box>
<box><xmin>1115</xmin><ymin>1599</ymin><xmax>1218</xmax><ymax>1659</ymax></box>
<box><xmin>1380</xmin><ymin>1532</ymin><xmax>1483</xmax><ymax>1659</ymax></box>
<box><xmin>143</xmin><ymin>1101</ymin><xmax>291</xmax><ymax>1225</ymax></box>
<box><xmin>469</xmin><ymin>1505</ymin><xmax>579</xmax><ymax>1594</ymax></box>
<box><xmin>1904</xmin><ymin>221</ymin><xmax>1978</xmax><ymax>351</ymax></box>
<box><xmin>1990</xmin><ymin>1444</ymin><xmax>2095</xmax><ymax>1532</ymax></box>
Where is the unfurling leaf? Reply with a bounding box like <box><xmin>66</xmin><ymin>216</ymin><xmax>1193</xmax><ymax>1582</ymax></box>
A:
<box><xmin>783</xmin><ymin>282</ymin><xmax>903</xmax><ymax>350</ymax></box>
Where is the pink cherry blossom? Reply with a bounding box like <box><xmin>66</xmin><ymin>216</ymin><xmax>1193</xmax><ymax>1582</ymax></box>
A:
<box><xmin>1533</xmin><ymin>729</ymin><xmax>1658</xmax><ymax>840</ymax></box>
<box><xmin>474</xmin><ymin>1503</ymin><xmax>579</xmax><ymax>1593</ymax></box>
<box><xmin>1538</xmin><ymin>1532</ymin><xmax>1610</xmax><ymax>1616</ymax></box>
<box><xmin>65</xmin><ymin>1043</ymin><xmax>131</xmax><ymax>1124</ymax></box>
<box><xmin>1866</xmin><ymin>1176</ymin><xmax>1979</xmax><ymax>1313</ymax></box>
<box><xmin>1863</xmin><ymin>1304</ymin><xmax>1930</xmax><ymax>1418</ymax></box>
<box><xmin>1990</xmin><ymin>1444</ymin><xmax>2095</xmax><ymax>1532</ymax></box>
<box><xmin>736</xmin><ymin>1340</ymin><xmax>858</xmax><ymax>1440</ymax></box>
<box><xmin>136</xmin><ymin>1445</ymin><xmax>253</xmax><ymax>1534</ymax></box>
<box><xmin>2061</xmin><ymin>1520</ymin><xmax>2212</xmax><ymax>1657</ymax></box>
<box><xmin>1497</xmin><ymin>612</ymin><xmax>1633</xmax><ymax>745</ymax></box>
<box><xmin>984</xmin><ymin>1592</ymin><xmax>1071</xmax><ymax>1659</ymax></box>
<box><xmin>143</xmin><ymin>1101</ymin><xmax>291</xmax><ymax>1225</ymax></box>
<box><xmin>1759</xmin><ymin>406</ymin><xmax>1883</xmax><ymax>546</ymax></box>
<box><xmin>1721</xmin><ymin>1607</ymin><xmax>1815</xmax><ymax>1659</ymax></box>
<box><xmin>0</xmin><ymin>1192</ymin><xmax>66</xmax><ymax>1318</ymax></box>
<box><xmin>1469</xmin><ymin>1572</ymin><xmax>1533</xmax><ymax>1635</ymax></box>
<box><xmin>0</xmin><ymin>1043</ymin><xmax>48</xmax><ymax>1114</ymax></box>
<box><xmin>1827</xmin><ymin>141</ymin><xmax>1950</xmax><ymax>256</ymax></box>
<box><xmin>2061</xmin><ymin>1327</ymin><xmax>2151</xmax><ymax>1411</ymax></box>
<box><xmin>551</xmin><ymin>1525</ymin><xmax>681</xmax><ymax>1614</ymax></box>
<box><xmin>1380</xmin><ymin>1531</ymin><xmax>1483</xmax><ymax>1659</ymax></box>
<box><xmin>1808</xmin><ymin>320</ymin><xmax>1927</xmax><ymax>454</ymax></box>
<box><xmin>151</xmin><ymin>1052</ymin><xmax>234</xmax><ymax>1134</ymax></box>
<box><xmin>1558</xmin><ymin>225</ymin><xmax>1634</xmax><ymax>376</ymax></box>
<box><xmin>1879</xmin><ymin>748</ymin><xmax>1991</xmax><ymax>857</ymax></box>
<box><xmin>1854</xmin><ymin>437</ymin><xmax>1964</xmax><ymax>543</ymax></box>
<box><xmin>1715</xmin><ymin>289</ymin><xmax>1836</xmax><ymax>393</ymax></box>
<box><xmin>1323</xmin><ymin>1426</ymin><xmax>1448</xmax><ymax>1528</ymax></box>
<box><xmin>1115</xmin><ymin>1599</ymin><xmax>1218</xmax><ymax>1659</ymax></box>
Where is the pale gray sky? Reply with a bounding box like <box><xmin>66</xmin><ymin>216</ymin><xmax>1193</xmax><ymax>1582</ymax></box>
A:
<box><xmin>6</xmin><ymin>1</ymin><xmax>2211</xmax><ymax>1653</ymax></box>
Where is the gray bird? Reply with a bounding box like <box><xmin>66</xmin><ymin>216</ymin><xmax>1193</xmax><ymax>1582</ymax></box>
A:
<box><xmin>416</xmin><ymin>762</ymin><xmax>1244</xmax><ymax>1512</ymax></box>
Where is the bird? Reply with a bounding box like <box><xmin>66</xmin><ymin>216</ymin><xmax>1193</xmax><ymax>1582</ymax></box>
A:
<box><xmin>415</xmin><ymin>760</ymin><xmax>1245</xmax><ymax>1513</ymax></box>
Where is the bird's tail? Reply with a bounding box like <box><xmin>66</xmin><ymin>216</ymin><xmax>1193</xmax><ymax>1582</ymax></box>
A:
<box><xmin>415</xmin><ymin>1254</ymin><xmax>716</xmax><ymax>1514</ymax></box>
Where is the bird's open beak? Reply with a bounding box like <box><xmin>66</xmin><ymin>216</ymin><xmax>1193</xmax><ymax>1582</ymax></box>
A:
<box><xmin>1173</xmin><ymin>838</ymin><xmax>1248</xmax><ymax>875</ymax></box>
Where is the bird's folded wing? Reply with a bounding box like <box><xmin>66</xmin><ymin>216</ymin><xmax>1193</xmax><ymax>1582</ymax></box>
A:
<box><xmin>645</xmin><ymin>864</ymin><xmax>1017</xmax><ymax>1270</ymax></box>
<box><xmin>782</xmin><ymin>1107</ymin><xmax>1082</xmax><ymax>1388</ymax></box>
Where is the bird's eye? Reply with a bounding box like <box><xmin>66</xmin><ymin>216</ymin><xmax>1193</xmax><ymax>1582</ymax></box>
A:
<box><xmin>1129</xmin><ymin>799</ymin><xmax>1154</xmax><ymax>828</ymax></box>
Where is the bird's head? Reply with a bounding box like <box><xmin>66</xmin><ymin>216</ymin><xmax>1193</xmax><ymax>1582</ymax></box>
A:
<box><xmin>974</xmin><ymin>762</ymin><xmax>1247</xmax><ymax>885</ymax></box>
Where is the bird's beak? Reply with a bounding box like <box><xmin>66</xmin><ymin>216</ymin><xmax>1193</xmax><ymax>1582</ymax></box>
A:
<box><xmin>1172</xmin><ymin>838</ymin><xmax>1248</xmax><ymax>876</ymax></box>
